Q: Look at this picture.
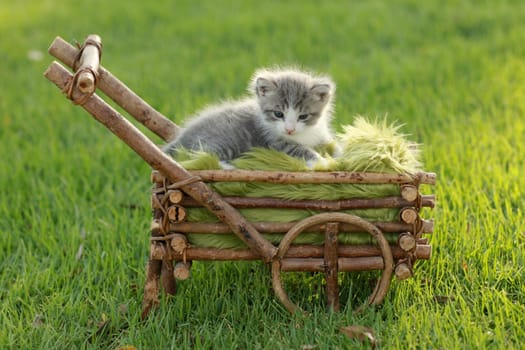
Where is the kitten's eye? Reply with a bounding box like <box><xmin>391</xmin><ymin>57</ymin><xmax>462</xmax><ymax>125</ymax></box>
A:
<box><xmin>273</xmin><ymin>111</ymin><xmax>284</xmax><ymax>119</ymax></box>
<box><xmin>298</xmin><ymin>114</ymin><xmax>309</xmax><ymax>121</ymax></box>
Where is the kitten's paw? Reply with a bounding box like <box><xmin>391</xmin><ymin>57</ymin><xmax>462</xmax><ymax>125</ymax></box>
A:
<box><xmin>309</xmin><ymin>156</ymin><xmax>336</xmax><ymax>171</ymax></box>
<box><xmin>319</xmin><ymin>141</ymin><xmax>343</xmax><ymax>158</ymax></box>
<box><xmin>331</xmin><ymin>143</ymin><xmax>343</xmax><ymax>158</ymax></box>
<box><xmin>306</xmin><ymin>159</ymin><xmax>317</xmax><ymax>169</ymax></box>
<box><xmin>219</xmin><ymin>161</ymin><xmax>236</xmax><ymax>170</ymax></box>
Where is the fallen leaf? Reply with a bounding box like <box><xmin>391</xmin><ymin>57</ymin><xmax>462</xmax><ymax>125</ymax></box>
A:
<box><xmin>302</xmin><ymin>345</ymin><xmax>317</xmax><ymax>350</ymax></box>
<box><xmin>92</xmin><ymin>313</ymin><xmax>110</xmax><ymax>338</ymax></box>
<box><xmin>32</xmin><ymin>314</ymin><xmax>44</xmax><ymax>328</ymax></box>
<box><xmin>95</xmin><ymin>319</ymin><xmax>110</xmax><ymax>335</ymax></box>
<box><xmin>340</xmin><ymin>325</ymin><xmax>377</xmax><ymax>349</ymax></box>
<box><xmin>420</xmin><ymin>278</ymin><xmax>432</xmax><ymax>287</ymax></box>
<box><xmin>117</xmin><ymin>346</ymin><xmax>137</xmax><ymax>350</ymax></box>
<box><xmin>75</xmin><ymin>243</ymin><xmax>84</xmax><ymax>261</ymax></box>
<box><xmin>118</xmin><ymin>303</ymin><xmax>129</xmax><ymax>314</ymax></box>
<box><xmin>434</xmin><ymin>295</ymin><xmax>456</xmax><ymax>304</ymax></box>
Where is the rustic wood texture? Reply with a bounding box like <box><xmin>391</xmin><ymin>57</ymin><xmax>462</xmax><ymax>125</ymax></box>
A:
<box><xmin>151</xmin><ymin>242</ymin><xmax>432</xmax><ymax>261</ymax></box>
<box><xmin>167</xmin><ymin>190</ymin><xmax>184</xmax><ymax>204</ymax></box>
<box><xmin>324</xmin><ymin>223</ymin><xmax>340</xmax><ymax>311</ymax></box>
<box><xmin>74</xmin><ymin>34</ymin><xmax>101</xmax><ymax>94</ymax></box>
<box><xmin>281</xmin><ymin>257</ymin><xmax>385</xmax><ymax>272</ymax></box>
<box><xmin>398</xmin><ymin>234</ymin><xmax>417</xmax><ymax>252</ymax></box>
<box><xmin>188</xmin><ymin>169</ymin><xmax>436</xmax><ymax>185</ymax></box>
<box><xmin>173</xmin><ymin>262</ymin><xmax>191</xmax><ymax>280</ymax></box>
<box><xmin>395</xmin><ymin>262</ymin><xmax>413</xmax><ymax>280</ymax></box>
<box><xmin>44</xmin><ymin>61</ymin><xmax>278</xmax><ymax>263</ymax></box>
<box><xmin>180</xmin><ymin>195</ymin><xmax>435</xmax><ymax>210</ymax></box>
<box><xmin>48</xmin><ymin>36</ymin><xmax>179</xmax><ymax>142</ymax></box>
<box><xmin>169</xmin><ymin>233</ymin><xmax>188</xmax><ymax>254</ymax></box>
<box><xmin>400</xmin><ymin>184</ymin><xmax>419</xmax><ymax>202</ymax></box>
<box><xmin>271</xmin><ymin>213</ymin><xmax>394</xmax><ymax>313</ymax></box>
<box><xmin>141</xmin><ymin>258</ymin><xmax>162</xmax><ymax>320</ymax></box>
<box><xmin>400</xmin><ymin>207</ymin><xmax>419</xmax><ymax>224</ymax></box>
<box><xmin>161</xmin><ymin>259</ymin><xmax>177</xmax><ymax>295</ymax></box>
<box><xmin>45</xmin><ymin>35</ymin><xmax>437</xmax><ymax>317</ymax></box>
<box><xmin>167</xmin><ymin>205</ymin><xmax>186</xmax><ymax>223</ymax></box>
<box><xmin>169</xmin><ymin>219</ymin><xmax>434</xmax><ymax>235</ymax></box>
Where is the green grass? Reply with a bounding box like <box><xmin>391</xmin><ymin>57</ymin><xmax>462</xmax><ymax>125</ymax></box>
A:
<box><xmin>1</xmin><ymin>0</ymin><xmax>524</xmax><ymax>348</ymax></box>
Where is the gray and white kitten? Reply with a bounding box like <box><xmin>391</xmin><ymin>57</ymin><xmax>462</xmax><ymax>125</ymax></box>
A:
<box><xmin>164</xmin><ymin>68</ymin><xmax>336</xmax><ymax>167</ymax></box>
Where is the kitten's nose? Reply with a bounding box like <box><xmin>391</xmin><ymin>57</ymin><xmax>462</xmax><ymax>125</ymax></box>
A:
<box><xmin>285</xmin><ymin>128</ymin><xmax>295</xmax><ymax>135</ymax></box>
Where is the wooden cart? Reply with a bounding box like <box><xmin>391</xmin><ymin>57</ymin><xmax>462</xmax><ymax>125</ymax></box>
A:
<box><xmin>44</xmin><ymin>35</ymin><xmax>436</xmax><ymax>319</ymax></box>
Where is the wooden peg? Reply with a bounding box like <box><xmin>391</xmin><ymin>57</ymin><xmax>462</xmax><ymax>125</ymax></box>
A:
<box><xmin>400</xmin><ymin>184</ymin><xmax>418</xmax><ymax>202</ymax></box>
<box><xmin>400</xmin><ymin>207</ymin><xmax>418</xmax><ymax>224</ymax></box>
<box><xmin>398</xmin><ymin>234</ymin><xmax>416</xmax><ymax>252</ymax></box>
<box><xmin>75</xmin><ymin>34</ymin><xmax>102</xmax><ymax>94</ymax></box>
<box><xmin>395</xmin><ymin>262</ymin><xmax>413</xmax><ymax>280</ymax></box>
<box><xmin>167</xmin><ymin>190</ymin><xmax>183</xmax><ymax>204</ymax></box>
<box><xmin>173</xmin><ymin>261</ymin><xmax>191</xmax><ymax>280</ymax></box>
<box><xmin>170</xmin><ymin>234</ymin><xmax>188</xmax><ymax>254</ymax></box>
<box><xmin>167</xmin><ymin>205</ymin><xmax>186</xmax><ymax>222</ymax></box>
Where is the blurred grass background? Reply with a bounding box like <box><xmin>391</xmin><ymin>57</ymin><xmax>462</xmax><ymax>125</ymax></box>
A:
<box><xmin>1</xmin><ymin>0</ymin><xmax>524</xmax><ymax>348</ymax></box>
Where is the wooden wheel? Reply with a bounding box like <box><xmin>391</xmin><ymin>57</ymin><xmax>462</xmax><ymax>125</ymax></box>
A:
<box><xmin>271</xmin><ymin>213</ymin><xmax>394</xmax><ymax>313</ymax></box>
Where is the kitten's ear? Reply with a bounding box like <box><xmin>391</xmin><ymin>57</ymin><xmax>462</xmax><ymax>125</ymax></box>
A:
<box><xmin>255</xmin><ymin>77</ymin><xmax>278</xmax><ymax>97</ymax></box>
<box><xmin>310</xmin><ymin>83</ymin><xmax>332</xmax><ymax>102</ymax></box>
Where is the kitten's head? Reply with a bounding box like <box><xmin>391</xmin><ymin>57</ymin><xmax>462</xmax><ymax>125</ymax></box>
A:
<box><xmin>249</xmin><ymin>68</ymin><xmax>335</xmax><ymax>138</ymax></box>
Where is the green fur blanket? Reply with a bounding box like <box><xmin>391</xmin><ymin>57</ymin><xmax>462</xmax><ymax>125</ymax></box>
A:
<box><xmin>173</xmin><ymin>117</ymin><xmax>421</xmax><ymax>249</ymax></box>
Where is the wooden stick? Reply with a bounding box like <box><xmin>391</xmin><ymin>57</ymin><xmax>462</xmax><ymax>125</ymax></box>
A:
<box><xmin>324</xmin><ymin>223</ymin><xmax>339</xmax><ymax>311</ymax></box>
<box><xmin>422</xmin><ymin>219</ymin><xmax>433</xmax><ymax>233</ymax></box>
<box><xmin>154</xmin><ymin>242</ymin><xmax>432</xmax><ymax>261</ymax></box>
<box><xmin>416</xmin><ymin>244</ymin><xmax>432</xmax><ymax>259</ymax></box>
<box><xmin>141</xmin><ymin>258</ymin><xmax>162</xmax><ymax>319</ymax></box>
<box><xmin>417</xmin><ymin>237</ymin><xmax>428</xmax><ymax>245</ymax></box>
<box><xmin>338</xmin><ymin>257</ymin><xmax>385</xmax><ymax>272</ymax></box>
<box><xmin>151</xmin><ymin>170</ymin><xmax>166</xmax><ymax>183</ymax></box>
<box><xmin>169</xmin><ymin>220</ymin><xmax>434</xmax><ymax>234</ymax></box>
<box><xmin>181</xmin><ymin>195</ymin><xmax>435</xmax><ymax>210</ymax></box>
<box><xmin>281</xmin><ymin>257</ymin><xmax>386</xmax><ymax>272</ymax></box>
<box><xmin>151</xmin><ymin>194</ymin><xmax>161</xmax><ymax>210</ymax></box>
<box><xmin>273</xmin><ymin>213</ymin><xmax>394</xmax><ymax>308</ymax></box>
<box><xmin>188</xmin><ymin>169</ymin><xmax>436</xmax><ymax>185</ymax></box>
<box><xmin>47</xmin><ymin>36</ymin><xmax>179</xmax><ymax>142</ymax></box>
<box><xmin>74</xmin><ymin>34</ymin><xmax>102</xmax><ymax>94</ymax></box>
<box><xmin>161</xmin><ymin>259</ymin><xmax>177</xmax><ymax>295</ymax></box>
<box><xmin>44</xmin><ymin>61</ymin><xmax>278</xmax><ymax>263</ymax></box>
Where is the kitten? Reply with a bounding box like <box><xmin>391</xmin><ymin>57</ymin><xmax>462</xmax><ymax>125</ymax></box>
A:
<box><xmin>164</xmin><ymin>68</ymin><xmax>336</xmax><ymax>167</ymax></box>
